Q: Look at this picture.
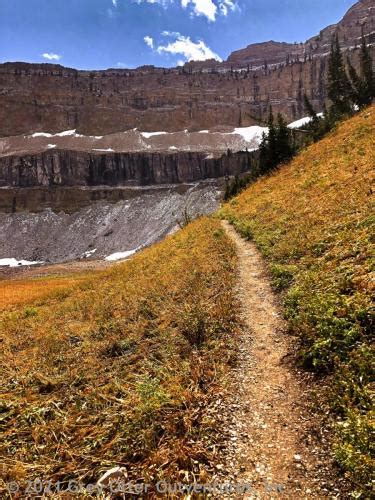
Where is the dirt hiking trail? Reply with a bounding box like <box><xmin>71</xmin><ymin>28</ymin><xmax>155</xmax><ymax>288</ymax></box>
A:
<box><xmin>220</xmin><ymin>221</ymin><xmax>341</xmax><ymax>499</ymax></box>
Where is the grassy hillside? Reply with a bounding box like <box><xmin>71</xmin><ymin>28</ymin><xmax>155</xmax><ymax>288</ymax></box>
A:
<box><xmin>0</xmin><ymin>218</ymin><xmax>239</xmax><ymax>493</ymax></box>
<box><xmin>220</xmin><ymin>106</ymin><xmax>374</xmax><ymax>493</ymax></box>
<box><xmin>0</xmin><ymin>273</ymin><xmax>99</xmax><ymax>311</ymax></box>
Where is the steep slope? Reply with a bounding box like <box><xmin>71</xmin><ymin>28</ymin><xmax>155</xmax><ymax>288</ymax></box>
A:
<box><xmin>220</xmin><ymin>106</ymin><xmax>374</xmax><ymax>494</ymax></box>
<box><xmin>0</xmin><ymin>218</ymin><xmax>240</xmax><ymax>494</ymax></box>
<box><xmin>0</xmin><ymin>1</ymin><xmax>373</xmax><ymax>136</ymax></box>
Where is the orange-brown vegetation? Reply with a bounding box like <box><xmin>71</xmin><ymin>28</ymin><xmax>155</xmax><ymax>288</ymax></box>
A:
<box><xmin>0</xmin><ymin>274</ymin><xmax>96</xmax><ymax>311</ymax></box>
<box><xmin>0</xmin><ymin>218</ymin><xmax>239</xmax><ymax>494</ymax></box>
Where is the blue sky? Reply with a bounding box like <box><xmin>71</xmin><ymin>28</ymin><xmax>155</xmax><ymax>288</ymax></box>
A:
<box><xmin>0</xmin><ymin>0</ymin><xmax>356</xmax><ymax>70</ymax></box>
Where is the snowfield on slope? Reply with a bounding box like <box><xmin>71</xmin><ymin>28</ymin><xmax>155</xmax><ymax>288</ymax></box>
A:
<box><xmin>105</xmin><ymin>248</ymin><xmax>139</xmax><ymax>261</ymax></box>
<box><xmin>5</xmin><ymin>117</ymin><xmax>323</xmax><ymax>157</ymax></box>
<box><xmin>288</xmin><ymin>113</ymin><xmax>324</xmax><ymax>129</ymax></box>
<box><xmin>0</xmin><ymin>258</ymin><xmax>44</xmax><ymax>267</ymax></box>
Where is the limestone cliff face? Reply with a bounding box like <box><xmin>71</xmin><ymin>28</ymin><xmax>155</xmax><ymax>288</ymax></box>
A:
<box><xmin>0</xmin><ymin>150</ymin><xmax>254</xmax><ymax>188</ymax></box>
<box><xmin>0</xmin><ymin>1</ymin><xmax>373</xmax><ymax>137</ymax></box>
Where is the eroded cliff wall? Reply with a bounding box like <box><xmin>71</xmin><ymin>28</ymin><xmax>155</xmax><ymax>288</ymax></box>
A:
<box><xmin>0</xmin><ymin>1</ymin><xmax>373</xmax><ymax>136</ymax></box>
<box><xmin>0</xmin><ymin>150</ymin><xmax>254</xmax><ymax>188</ymax></box>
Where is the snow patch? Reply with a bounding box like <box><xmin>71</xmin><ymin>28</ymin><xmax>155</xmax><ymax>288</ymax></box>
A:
<box><xmin>198</xmin><ymin>130</ymin><xmax>209</xmax><ymax>134</ymax></box>
<box><xmin>141</xmin><ymin>132</ymin><xmax>167</xmax><ymax>139</ymax></box>
<box><xmin>169</xmin><ymin>146</ymin><xmax>178</xmax><ymax>150</ymax></box>
<box><xmin>92</xmin><ymin>148</ymin><xmax>115</xmax><ymax>152</ymax></box>
<box><xmin>0</xmin><ymin>258</ymin><xmax>44</xmax><ymax>267</ymax></box>
<box><xmin>31</xmin><ymin>132</ymin><xmax>52</xmax><ymax>138</ymax></box>
<box><xmin>288</xmin><ymin>114</ymin><xmax>323</xmax><ymax>129</ymax></box>
<box><xmin>47</xmin><ymin>144</ymin><xmax>56</xmax><ymax>149</ymax></box>
<box><xmin>82</xmin><ymin>248</ymin><xmax>97</xmax><ymax>259</ymax></box>
<box><xmin>231</xmin><ymin>126</ymin><xmax>269</xmax><ymax>143</ymax></box>
<box><xmin>30</xmin><ymin>129</ymin><xmax>83</xmax><ymax>139</ymax></box>
<box><xmin>105</xmin><ymin>249</ymin><xmax>138</xmax><ymax>262</ymax></box>
<box><xmin>55</xmin><ymin>129</ymin><xmax>78</xmax><ymax>137</ymax></box>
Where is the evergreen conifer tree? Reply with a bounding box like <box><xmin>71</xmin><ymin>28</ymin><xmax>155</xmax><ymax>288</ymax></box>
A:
<box><xmin>328</xmin><ymin>34</ymin><xmax>352</xmax><ymax>116</ymax></box>
<box><xmin>258</xmin><ymin>131</ymin><xmax>269</xmax><ymax>175</ymax></box>
<box><xmin>258</xmin><ymin>109</ymin><xmax>296</xmax><ymax>174</ymax></box>
<box><xmin>359</xmin><ymin>32</ymin><xmax>374</xmax><ymax>106</ymax></box>
<box><xmin>267</xmin><ymin>107</ymin><xmax>278</xmax><ymax>169</ymax></box>
<box><xmin>347</xmin><ymin>33</ymin><xmax>373</xmax><ymax>108</ymax></box>
<box><xmin>347</xmin><ymin>57</ymin><xmax>362</xmax><ymax>106</ymax></box>
<box><xmin>275</xmin><ymin>113</ymin><xmax>295</xmax><ymax>164</ymax></box>
<box><xmin>304</xmin><ymin>95</ymin><xmax>317</xmax><ymax>121</ymax></box>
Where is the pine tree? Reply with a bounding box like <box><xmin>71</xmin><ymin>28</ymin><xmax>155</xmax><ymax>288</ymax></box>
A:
<box><xmin>347</xmin><ymin>33</ymin><xmax>373</xmax><ymax>108</ymax></box>
<box><xmin>258</xmin><ymin>132</ymin><xmax>269</xmax><ymax>175</ymax></box>
<box><xmin>303</xmin><ymin>98</ymin><xmax>334</xmax><ymax>142</ymax></box>
<box><xmin>359</xmin><ymin>32</ymin><xmax>374</xmax><ymax>106</ymax></box>
<box><xmin>275</xmin><ymin>113</ymin><xmax>295</xmax><ymax>164</ymax></box>
<box><xmin>267</xmin><ymin>107</ymin><xmax>278</xmax><ymax>168</ymax></box>
<box><xmin>327</xmin><ymin>34</ymin><xmax>352</xmax><ymax>116</ymax></box>
<box><xmin>259</xmin><ymin>108</ymin><xmax>277</xmax><ymax>174</ymax></box>
<box><xmin>304</xmin><ymin>94</ymin><xmax>319</xmax><ymax>123</ymax></box>
<box><xmin>347</xmin><ymin>57</ymin><xmax>362</xmax><ymax>106</ymax></box>
<box><xmin>258</xmin><ymin>109</ymin><xmax>296</xmax><ymax>174</ymax></box>
<box><xmin>303</xmin><ymin>94</ymin><xmax>320</xmax><ymax>141</ymax></box>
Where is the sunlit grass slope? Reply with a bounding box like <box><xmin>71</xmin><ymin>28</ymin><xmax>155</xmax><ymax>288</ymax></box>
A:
<box><xmin>0</xmin><ymin>218</ymin><xmax>239</xmax><ymax>491</ymax></box>
<box><xmin>0</xmin><ymin>273</ymin><xmax>98</xmax><ymax>311</ymax></box>
<box><xmin>220</xmin><ymin>106</ymin><xmax>374</xmax><ymax>492</ymax></box>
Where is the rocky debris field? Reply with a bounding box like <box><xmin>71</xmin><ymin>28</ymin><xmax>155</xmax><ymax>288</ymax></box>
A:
<box><xmin>0</xmin><ymin>181</ymin><xmax>223</xmax><ymax>265</ymax></box>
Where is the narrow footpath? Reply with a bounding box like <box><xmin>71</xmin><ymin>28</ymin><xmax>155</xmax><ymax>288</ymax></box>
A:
<box><xmin>220</xmin><ymin>221</ymin><xmax>341</xmax><ymax>499</ymax></box>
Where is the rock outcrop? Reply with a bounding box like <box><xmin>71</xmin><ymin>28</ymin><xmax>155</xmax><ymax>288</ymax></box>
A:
<box><xmin>0</xmin><ymin>1</ymin><xmax>373</xmax><ymax>137</ymax></box>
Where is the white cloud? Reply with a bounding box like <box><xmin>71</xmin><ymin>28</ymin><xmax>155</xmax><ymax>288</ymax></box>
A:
<box><xmin>161</xmin><ymin>30</ymin><xmax>181</xmax><ymax>37</ymax></box>
<box><xmin>133</xmin><ymin>0</ymin><xmax>237</xmax><ymax>21</ymax></box>
<box><xmin>144</xmin><ymin>35</ymin><xmax>154</xmax><ymax>49</ymax></box>
<box><xmin>155</xmin><ymin>33</ymin><xmax>222</xmax><ymax>62</ymax></box>
<box><xmin>42</xmin><ymin>53</ymin><xmax>61</xmax><ymax>61</ymax></box>
<box><xmin>112</xmin><ymin>0</ymin><xmax>118</xmax><ymax>6</ymax></box>
<box><xmin>181</xmin><ymin>0</ymin><xmax>217</xmax><ymax>22</ymax></box>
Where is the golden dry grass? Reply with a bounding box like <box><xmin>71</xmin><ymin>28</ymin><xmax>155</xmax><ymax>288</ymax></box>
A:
<box><xmin>220</xmin><ymin>106</ymin><xmax>374</xmax><ymax>493</ymax></box>
<box><xmin>0</xmin><ymin>275</ymin><xmax>95</xmax><ymax>310</ymax></box>
<box><xmin>0</xmin><ymin>217</ymin><xmax>239</xmax><ymax>494</ymax></box>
